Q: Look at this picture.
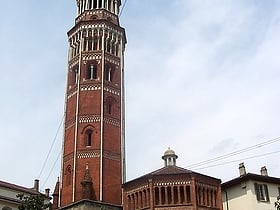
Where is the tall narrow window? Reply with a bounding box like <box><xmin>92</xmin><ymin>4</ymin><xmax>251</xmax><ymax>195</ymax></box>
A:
<box><xmin>66</xmin><ymin>165</ymin><xmax>72</xmax><ymax>186</ymax></box>
<box><xmin>93</xmin><ymin>36</ymin><xmax>98</xmax><ymax>50</ymax></box>
<box><xmin>88</xmin><ymin>0</ymin><xmax>92</xmax><ymax>9</ymax></box>
<box><xmin>85</xmin><ymin>130</ymin><xmax>93</xmax><ymax>146</ymax></box>
<box><xmin>86</xmin><ymin>65</ymin><xmax>97</xmax><ymax>80</ymax></box>
<box><xmin>88</xmin><ymin>38</ymin><xmax>92</xmax><ymax>51</ymax></box>
<box><xmin>93</xmin><ymin>0</ymin><xmax>97</xmax><ymax>8</ymax></box>
<box><xmin>105</xmin><ymin>67</ymin><xmax>113</xmax><ymax>82</ymax></box>
<box><xmin>255</xmin><ymin>183</ymin><xmax>269</xmax><ymax>202</ymax></box>
<box><xmin>108</xmin><ymin>102</ymin><xmax>112</xmax><ymax>115</ymax></box>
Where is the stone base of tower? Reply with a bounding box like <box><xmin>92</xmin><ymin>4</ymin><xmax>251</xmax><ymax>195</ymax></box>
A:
<box><xmin>60</xmin><ymin>200</ymin><xmax>122</xmax><ymax>210</ymax></box>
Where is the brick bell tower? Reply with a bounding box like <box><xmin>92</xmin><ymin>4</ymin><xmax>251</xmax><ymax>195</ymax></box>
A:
<box><xmin>57</xmin><ymin>0</ymin><xmax>126</xmax><ymax>208</ymax></box>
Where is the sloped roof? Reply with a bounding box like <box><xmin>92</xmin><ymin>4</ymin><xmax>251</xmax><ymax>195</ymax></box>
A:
<box><xmin>150</xmin><ymin>165</ymin><xmax>192</xmax><ymax>175</ymax></box>
<box><xmin>0</xmin><ymin>180</ymin><xmax>39</xmax><ymax>195</ymax></box>
<box><xmin>124</xmin><ymin>165</ymin><xmax>221</xmax><ymax>187</ymax></box>
<box><xmin>222</xmin><ymin>173</ymin><xmax>280</xmax><ymax>189</ymax></box>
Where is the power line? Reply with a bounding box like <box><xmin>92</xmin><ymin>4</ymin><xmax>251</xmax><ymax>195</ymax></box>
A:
<box><xmin>41</xmin><ymin>84</ymin><xmax>90</xmax><ymax>188</ymax></box>
<box><xmin>192</xmin><ymin>150</ymin><xmax>280</xmax><ymax>170</ymax></box>
<box><xmin>42</xmin><ymin>150</ymin><xmax>62</xmax><ymax>189</ymax></box>
<box><xmin>186</xmin><ymin>136</ymin><xmax>280</xmax><ymax>169</ymax></box>
<box><xmin>120</xmin><ymin>0</ymin><xmax>128</xmax><ymax>17</ymax></box>
<box><xmin>38</xmin><ymin>114</ymin><xmax>65</xmax><ymax>179</ymax></box>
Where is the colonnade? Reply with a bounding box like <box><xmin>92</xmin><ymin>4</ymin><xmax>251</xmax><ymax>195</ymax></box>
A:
<box><xmin>127</xmin><ymin>188</ymin><xmax>150</xmax><ymax>210</ymax></box>
<box><xmin>196</xmin><ymin>186</ymin><xmax>217</xmax><ymax>207</ymax></box>
<box><xmin>126</xmin><ymin>185</ymin><xmax>192</xmax><ymax>210</ymax></box>
<box><xmin>154</xmin><ymin>185</ymin><xmax>191</xmax><ymax>206</ymax></box>
<box><xmin>69</xmin><ymin>29</ymin><xmax>121</xmax><ymax>60</ymax></box>
<box><xmin>77</xmin><ymin>0</ymin><xmax>119</xmax><ymax>15</ymax></box>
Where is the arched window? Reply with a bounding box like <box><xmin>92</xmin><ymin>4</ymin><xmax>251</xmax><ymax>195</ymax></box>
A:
<box><xmin>65</xmin><ymin>165</ymin><xmax>72</xmax><ymax>186</ymax></box>
<box><xmin>108</xmin><ymin>102</ymin><xmax>112</xmax><ymax>115</ymax></box>
<box><xmin>85</xmin><ymin>129</ymin><xmax>93</xmax><ymax>146</ymax></box>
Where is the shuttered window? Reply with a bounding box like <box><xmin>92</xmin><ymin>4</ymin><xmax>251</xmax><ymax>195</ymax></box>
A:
<box><xmin>254</xmin><ymin>183</ymin><xmax>269</xmax><ymax>202</ymax></box>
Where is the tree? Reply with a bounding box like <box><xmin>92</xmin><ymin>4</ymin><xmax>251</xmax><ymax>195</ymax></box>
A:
<box><xmin>16</xmin><ymin>193</ymin><xmax>51</xmax><ymax>210</ymax></box>
<box><xmin>275</xmin><ymin>195</ymin><xmax>280</xmax><ymax>210</ymax></box>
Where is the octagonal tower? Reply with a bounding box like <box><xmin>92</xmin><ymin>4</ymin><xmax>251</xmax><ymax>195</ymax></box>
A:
<box><xmin>58</xmin><ymin>0</ymin><xmax>126</xmax><ymax>208</ymax></box>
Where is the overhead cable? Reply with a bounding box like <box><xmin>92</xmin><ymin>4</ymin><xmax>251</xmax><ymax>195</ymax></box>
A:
<box><xmin>192</xmin><ymin>150</ymin><xmax>280</xmax><ymax>170</ymax></box>
<box><xmin>187</xmin><ymin>136</ymin><xmax>280</xmax><ymax>169</ymax></box>
<box><xmin>38</xmin><ymin>114</ymin><xmax>65</xmax><ymax>179</ymax></box>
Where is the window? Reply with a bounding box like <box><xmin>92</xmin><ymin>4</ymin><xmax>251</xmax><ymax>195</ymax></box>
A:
<box><xmin>86</xmin><ymin>65</ymin><xmax>97</xmax><ymax>80</ymax></box>
<box><xmin>65</xmin><ymin>165</ymin><xmax>72</xmax><ymax>186</ymax></box>
<box><xmin>108</xmin><ymin>102</ymin><xmax>112</xmax><ymax>115</ymax></box>
<box><xmin>85</xmin><ymin>129</ymin><xmax>93</xmax><ymax>146</ymax></box>
<box><xmin>105</xmin><ymin>67</ymin><xmax>113</xmax><ymax>82</ymax></box>
<box><xmin>254</xmin><ymin>183</ymin><xmax>269</xmax><ymax>202</ymax></box>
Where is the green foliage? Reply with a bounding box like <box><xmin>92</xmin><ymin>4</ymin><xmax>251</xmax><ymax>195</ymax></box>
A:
<box><xmin>275</xmin><ymin>195</ymin><xmax>280</xmax><ymax>210</ymax></box>
<box><xmin>16</xmin><ymin>193</ymin><xmax>51</xmax><ymax>210</ymax></box>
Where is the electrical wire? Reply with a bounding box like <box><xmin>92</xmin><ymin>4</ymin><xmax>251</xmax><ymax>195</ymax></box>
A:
<box><xmin>192</xmin><ymin>150</ymin><xmax>280</xmax><ymax>170</ymax></box>
<box><xmin>186</xmin><ymin>136</ymin><xmax>280</xmax><ymax>169</ymax></box>
<box><xmin>38</xmin><ymin>114</ymin><xmax>65</xmax><ymax>179</ymax></box>
<box><xmin>41</xmin><ymin>83</ymin><xmax>90</xmax><ymax>188</ymax></box>
<box><xmin>120</xmin><ymin>0</ymin><xmax>128</xmax><ymax>17</ymax></box>
<box><xmin>42</xmin><ymin>150</ymin><xmax>62</xmax><ymax>189</ymax></box>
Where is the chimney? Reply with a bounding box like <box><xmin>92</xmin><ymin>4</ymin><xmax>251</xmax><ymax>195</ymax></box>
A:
<box><xmin>260</xmin><ymin>166</ymin><xmax>268</xmax><ymax>176</ymax></box>
<box><xmin>33</xmin><ymin>179</ymin><xmax>39</xmax><ymax>191</ymax></box>
<box><xmin>239</xmin><ymin>163</ymin><xmax>246</xmax><ymax>176</ymax></box>
<box><xmin>45</xmin><ymin>188</ymin><xmax>50</xmax><ymax>197</ymax></box>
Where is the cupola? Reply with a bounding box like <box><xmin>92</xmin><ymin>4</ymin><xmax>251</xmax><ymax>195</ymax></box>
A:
<box><xmin>162</xmin><ymin>147</ymin><xmax>178</xmax><ymax>167</ymax></box>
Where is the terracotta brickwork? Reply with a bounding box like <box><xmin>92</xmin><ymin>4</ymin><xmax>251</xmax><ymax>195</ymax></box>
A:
<box><xmin>59</xmin><ymin>0</ymin><xmax>126</xmax><ymax>208</ymax></box>
<box><xmin>123</xmin><ymin>167</ymin><xmax>222</xmax><ymax>210</ymax></box>
<box><xmin>123</xmin><ymin>150</ymin><xmax>223</xmax><ymax>210</ymax></box>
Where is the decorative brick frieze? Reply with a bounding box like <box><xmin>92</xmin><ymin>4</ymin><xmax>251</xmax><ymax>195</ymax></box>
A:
<box><xmin>63</xmin><ymin>152</ymin><xmax>74</xmax><ymax>163</ymax></box>
<box><xmin>196</xmin><ymin>182</ymin><xmax>218</xmax><ymax>190</ymax></box>
<box><xmin>105</xmin><ymin>55</ymin><xmax>120</xmax><ymax>66</ymax></box>
<box><xmin>79</xmin><ymin>115</ymin><xmax>101</xmax><ymax>123</ymax></box>
<box><xmin>67</xmin><ymin>89</ymin><xmax>77</xmax><ymax>99</ymax></box>
<box><xmin>104</xmin><ymin>86</ymin><xmax>120</xmax><ymax>96</ymax></box>
<box><xmin>103</xmin><ymin>117</ymin><xmax>120</xmax><ymax>126</ymax></box>
<box><xmin>65</xmin><ymin>119</ymin><xmax>75</xmax><ymax>130</ymax></box>
<box><xmin>75</xmin><ymin>10</ymin><xmax>118</xmax><ymax>24</ymax></box>
<box><xmin>68</xmin><ymin>57</ymin><xmax>79</xmax><ymax>68</ymax></box>
<box><xmin>154</xmin><ymin>181</ymin><xmax>191</xmax><ymax>187</ymax></box>
<box><xmin>103</xmin><ymin>150</ymin><xmax>120</xmax><ymax>161</ymax></box>
<box><xmin>82</xmin><ymin>53</ymin><xmax>102</xmax><ymax>61</ymax></box>
<box><xmin>77</xmin><ymin>150</ymin><xmax>100</xmax><ymax>159</ymax></box>
<box><xmin>80</xmin><ymin>84</ymin><xmax>101</xmax><ymax>91</ymax></box>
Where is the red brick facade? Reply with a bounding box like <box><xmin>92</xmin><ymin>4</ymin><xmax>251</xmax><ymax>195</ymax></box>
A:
<box><xmin>123</xmin><ymin>150</ymin><xmax>223</xmax><ymax>210</ymax></box>
<box><xmin>59</xmin><ymin>0</ymin><xmax>126</xmax><ymax>208</ymax></box>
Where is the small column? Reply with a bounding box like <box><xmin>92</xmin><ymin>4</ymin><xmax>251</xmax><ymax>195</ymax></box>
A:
<box><xmin>159</xmin><ymin>187</ymin><xmax>162</xmax><ymax>205</ymax></box>
<box><xmin>171</xmin><ymin>186</ymin><xmax>175</xmax><ymax>204</ymax></box>
<box><xmin>184</xmin><ymin>186</ymin><xmax>187</xmax><ymax>204</ymax></box>
<box><xmin>148</xmin><ymin>179</ymin><xmax>153</xmax><ymax>209</ymax></box>
<box><xmin>77</xmin><ymin>1</ymin><xmax>80</xmax><ymax>15</ymax></box>
<box><xmin>147</xmin><ymin>189</ymin><xmax>150</xmax><ymax>207</ymax></box>
<box><xmin>177</xmin><ymin>186</ymin><xmax>181</xmax><ymax>204</ymax></box>
<box><xmin>165</xmin><ymin>187</ymin><xmax>168</xmax><ymax>204</ymax></box>
<box><xmin>191</xmin><ymin>177</ymin><xmax>197</xmax><ymax>209</ymax></box>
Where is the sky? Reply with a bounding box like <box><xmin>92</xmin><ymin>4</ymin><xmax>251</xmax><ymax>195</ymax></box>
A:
<box><xmin>0</xmin><ymin>0</ymin><xmax>280</xmax><ymax>194</ymax></box>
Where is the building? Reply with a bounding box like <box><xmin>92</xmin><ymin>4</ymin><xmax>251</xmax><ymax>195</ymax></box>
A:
<box><xmin>222</xmin><ymin>163</ymin><xmax>280</xmax><ymax>210</ymax></box>
<box><xmin>54</xmin><ymin>0</ymin><xmax>126</xmax><ymax>209</ymax></box>
<box><xmin>123</xmin><ymin>148</ymin><xmax>223</xmax><ymax>210</ymax></box>
<box><xmin>0</xmin><ymin>179</ymin><xmax>50</xmax><ymax>210</ymax></box>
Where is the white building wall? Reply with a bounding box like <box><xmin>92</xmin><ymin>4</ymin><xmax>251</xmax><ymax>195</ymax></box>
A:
<box><xmin>222</xmin><ymin>179</ymin><xmax>279</xmax><ymax>210</ymax></box>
